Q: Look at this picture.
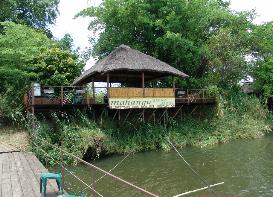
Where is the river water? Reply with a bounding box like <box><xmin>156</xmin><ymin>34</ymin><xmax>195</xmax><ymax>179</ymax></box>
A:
<box><xmin>60</xmin><ymin>134</ymin><xmax>273</xmax><ymax>197</ymax></box>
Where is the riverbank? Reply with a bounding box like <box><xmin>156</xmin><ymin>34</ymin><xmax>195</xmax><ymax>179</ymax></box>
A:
<box><xmin>30</xmin><ymin>93</ymin><xmax>272</xmax><ymax>165</ymax></box>
<box><xmin>0</xmin><ymin>127</ymin><xmax>29</xmax><ymax>151</ymax></box>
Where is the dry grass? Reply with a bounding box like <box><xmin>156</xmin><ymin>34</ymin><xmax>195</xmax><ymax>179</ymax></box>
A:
<box><xmin>0</xmin><ymin>127</ymin><xmax>29</xmax><ymax>151</ymax></box>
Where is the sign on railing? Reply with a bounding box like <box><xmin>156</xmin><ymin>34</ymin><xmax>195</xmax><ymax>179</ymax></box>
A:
<box><xmin>109</xmin><ymin>98</ymin><xmax>175</xmax><ymax>109</ymax></box>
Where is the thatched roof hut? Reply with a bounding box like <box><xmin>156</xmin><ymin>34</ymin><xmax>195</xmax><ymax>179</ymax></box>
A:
<box><xmin>73</xmin><ymin>45</ymin><xmax>188</xmax><ymax>85</ymax></box>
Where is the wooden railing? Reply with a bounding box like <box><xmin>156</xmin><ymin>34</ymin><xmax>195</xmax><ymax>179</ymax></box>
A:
<box><xmin>24</xmin><ymin>85</ymin><xmax>216</xmax><ymax>111</ymax></box>
<box><xmin>24</xmin><ymin>86</ymin><xmax>95</xmax><ymax>110</ymax></box>
<box><xmin>175</xmin><ymin>89</ymin><xmax>216</xmax><ymax>104</ymax></box>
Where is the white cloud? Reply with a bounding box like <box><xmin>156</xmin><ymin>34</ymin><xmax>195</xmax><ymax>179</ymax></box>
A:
<box><xmin>50</xmin><ymin>0</ymin><xmax>102</xmax><ymax>50</ymax></box>
<box><xmin>50</xmin><ymin>0</ymin><xmax>102</xmax><ymax>70</ymax></box>
<box><xmin>230</xmin><ymin>0</ymin><xmax>273</xmax><ymax>24</ymax></box>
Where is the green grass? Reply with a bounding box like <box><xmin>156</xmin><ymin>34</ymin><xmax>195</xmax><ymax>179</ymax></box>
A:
<box><xmin>29</xmin><ymin>92</ymin><xmax>271</xmax><ymax>166</ymax></box>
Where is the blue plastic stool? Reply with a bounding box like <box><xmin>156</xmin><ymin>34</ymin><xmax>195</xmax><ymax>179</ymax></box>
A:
<box><xmin>57</xmin><ymin>195</ymin><xmax>86</xmax><ymax>197</ymax></box>
<box><xmin>40</xmin><ymin>172</ymin><xmax>64</xmax><ymax>197</ymax></box>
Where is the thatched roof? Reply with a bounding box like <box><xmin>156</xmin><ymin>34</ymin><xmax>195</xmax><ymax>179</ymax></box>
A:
<box><xmin>73</xmin><ymin>45</ymin><xmax>188</xmax><ymax>85</ymax></box>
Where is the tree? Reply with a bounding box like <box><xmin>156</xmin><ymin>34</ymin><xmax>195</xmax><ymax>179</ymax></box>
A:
<box><xmin>252</xmin><ymin>22</ymin><xmax>273</xmax><ymax>97</ymax></box>
<box><xmin>0</xmin><ymin>22</ymin><xmax>83</xmax><ymax>83</ymax></box>
<box><xmin>31</xmin><ymin>47</ymin><xmax>83</xmax><ymax>86</ymax></box>
<box><xmin>206</xmin><ymin>27</ymin><xmax>251</xmax><ymax>87</ymax></box>
<box><xmin>251</xmin><ymin>22</ymin><xmax>273</xmax><ymax>60</ymax></box>
<box><xmin>0</xmin><ymin>22</ymin><xmax>84</xmax><ymax>119</ymax></box>
<box><xmin>77</xmin><ymin>0</ymin><xmax>254</xmax><ymax>88</ymax></box>
<box><xmin>253</xmin><ymin>58</ymin><xmax>273</xmax><ymax>97</ymax></box>
<box><xmin>0</xmin><ymin>22</ymin><xmax>51</xmax><ymax>69</ymax></box>
<box><xmin>0</xmin><ymin>0</ymin><xmax>59</xmax><ymax>31</ymax></box>
<box><xmin>59</xmin><ymin>33</ymin><xmax>75</xmax><ymax>51</ymax></box>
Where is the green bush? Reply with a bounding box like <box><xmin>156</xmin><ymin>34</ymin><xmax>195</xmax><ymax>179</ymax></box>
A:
<box><xmin>30</xmin><ymin>92</ymin><xmax>271</xmax><ymax>166</ymax></box>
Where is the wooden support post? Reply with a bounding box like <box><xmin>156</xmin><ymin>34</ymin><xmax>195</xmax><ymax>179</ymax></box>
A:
<box><xmin>142</xmin><ymin>72</ymin><xmax>145</xmax><ymax>97</ymax></box>
<box><xmin>92</xmin><ymin>78</ymin><xmax>95</xmax><ymax>102</ymax></box>
<box><xmin>123</xmin><ymin>109</ymin><xmax>132</xmax><ymax>125</ymax></box>
<box><xmin>172</xmin><ymin>105</ymin><xmax>183</xmax><ymax>120</ymax></box>
<box><xmin>112</xmin><ymin>110</ymin><xmax>118</xmax><ymax>122</ymax></box>
<box><xmin>87</xmin><ymin>91</ymin><xmax>90</xmax><ymax>107</ymax></box>
<box><xmin>172</xmin><ymin>77</ymin><xmax>175</xmax><ymax>94</ymax></box>
<box><xmin>190</xmin><ymin>106</ymin><xmax>198</xmax><ymax>115</ymax></box>
<box><xmin>107</xmin><ymin>73</ymin><xmax>110</xmax><ymax>98</ymax></box>
<box><xmin>61</xmin><ymin>86</ymin><xmax>64</xmax><ymax>106</ymax></box>
<box><xmin>147</xmin><ymin>109</ymin><xmax>156</xmax><ymax>122</ymax></box>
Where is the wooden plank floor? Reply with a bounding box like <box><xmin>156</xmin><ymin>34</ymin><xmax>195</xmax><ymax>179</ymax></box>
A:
<box><xmin>0</xmin><ymin>143</ymin><xmax>19</xmax><ymax>154</ymax></box>
<box><xmin>0</xmin><ymin>151</ymin><xmax>61</xmax><ymax>197</ymax></box>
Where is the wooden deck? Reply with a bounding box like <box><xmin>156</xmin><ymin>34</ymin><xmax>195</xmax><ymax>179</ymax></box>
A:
<box><xmin>0</xmin><ymin>146</ymin><xmax>60</xmax><ymax>197</ymax></box>
<box><xmin>24</xmin><ymin>86</ymin><xmax>216</xmax><ymax>113</ymax></box>
<box><xmin>0</xmin><ymin>143</ymin><xmax>19</xmax><ymax>154</ymax></box>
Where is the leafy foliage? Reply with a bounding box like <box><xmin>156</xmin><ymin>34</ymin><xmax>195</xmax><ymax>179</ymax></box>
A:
<box><xmin>0</xmin><ymin>22</ymin><xmax>51</xmax><ymax>68</ymax></box>
<box><xmin>31</xmin><ymin>93</ymin><xmax>270</xmax><ymax>166</ymax></box>
<box><xmin>31</xmin><ymin>47</ymin><xmax>83</xmax><ymax>85</ymax></box>
<box><xmin>0</xmin><ymin>22</ymin><xmax>84</xmax><ymax>120</ymax></box>
<box><xmin>206</xmin><ymin>27</ymin><xmax>251</xmax><ymax>87</ymax></box>
<box><xmin>0</xmin><ymin>0</ymin><xmax>59</xmax><ymax>31</ymax></box>
<box><xmin>252</xmin><ymin>22</ymin><xmax>273</xmax><ymax>97</ymax></box>
<box><xmin>253</xmin><ymin>58</ymin><xmax>273</xmax><ymax>97</ymax></box>
<box><xmin>0</xmin><ymin>69</ymin><xmax>32</xmax><ymax>119</ymax></box>
<box><xmin>77</xmin><ymin>0</ymin><xmax>254</xmax><ymax>88</ymax></box>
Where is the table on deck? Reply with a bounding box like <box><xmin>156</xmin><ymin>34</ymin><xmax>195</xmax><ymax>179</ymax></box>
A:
<box><xmin>0</xmin><ymin>144</ymin><xmax>60</xmax><ymax>197</ymax></box>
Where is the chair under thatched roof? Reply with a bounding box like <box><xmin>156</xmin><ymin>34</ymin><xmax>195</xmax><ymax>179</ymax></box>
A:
<box><xmin>73</xmin><ymin>45</ymin><xmax>188</xmax><ymax>85</ymax></box>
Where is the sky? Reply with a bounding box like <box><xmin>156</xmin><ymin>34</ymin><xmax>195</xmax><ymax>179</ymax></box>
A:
<box><xmin>50</xmin><ymin>0</ymin><xmax>273</xmax><ymax>70</ymax></box>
